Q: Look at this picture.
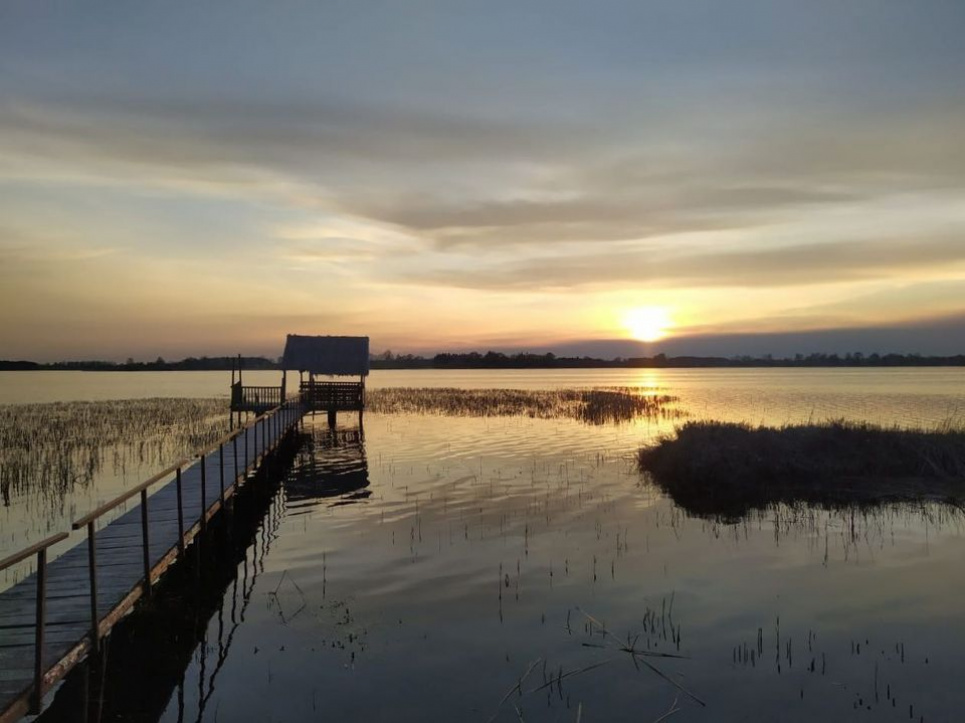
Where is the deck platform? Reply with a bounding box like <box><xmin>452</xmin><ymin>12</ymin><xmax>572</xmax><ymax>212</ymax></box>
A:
<box><xmin>230</xmin><ymin>381</ymin><xmax>283</xmax><ymax>414</ymax></box>
<box><xmin>0</xmin><ymin>399</ymin><xmax>303</xmax><ymax>723</ymax></box>
<box><xmin>300</xmin><ymin>380</ymin><xmax>364</xmax><ymax>412</ymax></box>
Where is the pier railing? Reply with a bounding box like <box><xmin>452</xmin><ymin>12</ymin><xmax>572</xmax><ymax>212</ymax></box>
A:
<box><xmin>0</xmin><ymin>395</ymin><xmax>303</xmax><ymax>723</ymax></box>
<box><xmin>300</xmin><ymin>380</ymin><xmax>364</xmax><ymax>411</ymax></box>
<box><xmin>0</xmin><ymin>533</ymin><xmax>70</xmax><ymax>713</ymax></box>
<box><xmin>70</xmin><ymin>397</ymin><xmax>299</xmax><ymax>649</ymax></box>
<box><xmin>230</xmin><ymin>382</ymin><xmax>284</xmax><ymax>413</ymax></box>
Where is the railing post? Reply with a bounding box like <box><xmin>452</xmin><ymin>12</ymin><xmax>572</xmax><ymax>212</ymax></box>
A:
<box><xmin>233</xmin><ymin>433</ymin><xmax>239</xmax><ymax>488</ymax></box>
<box><xmin>245</xmin><ymin>420</ymin><xmax>250</xmax><ymax>473</ymax></box>
<box><xmin>140</xmin><ymin>489</ymin><xmax>151</xmax><ymax>599</ymax></box>
<box><xmin>87</xmin><ymin>522</ymin><xmax>99</xmax><ymax>652</ymax></box>
<box><xmin>174</xmin><ymin>467</ymin><xmax>184</xmax><ymax>554</ymax></box>
<box><xmin>200</xmin><ymin>454</ymin><xmax>207</xmax><ymax>532</ymax></box>
<box><xmin>31</xmin><ymin>548</ymin><xmax>48</xmax><ymax>713</ymax></box>
<box><xmin>219</xmin><ymin>443</ymin><xmax>225</xmax><ymax>504</ymax></box>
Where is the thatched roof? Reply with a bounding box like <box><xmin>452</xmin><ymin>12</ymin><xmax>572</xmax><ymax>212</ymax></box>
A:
<box><xmin>282</xmin><ymin>334</ymin><xmax>370</xmax><ymax>376</ymax></box>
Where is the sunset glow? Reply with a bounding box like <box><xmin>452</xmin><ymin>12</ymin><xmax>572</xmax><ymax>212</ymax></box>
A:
<box><xmin>2</xmin><ymin>4</ymin><xmax>965</xmax><ymax>361</ymax></box>
<box><xmin>623</xmin><ymin>307</ymin><xmax>673</xmax><ymax>343</ymax></box>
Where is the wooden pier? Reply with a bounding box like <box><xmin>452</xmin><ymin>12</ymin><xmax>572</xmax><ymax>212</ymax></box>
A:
<box><xmin>0</xmin><ymin>398</ymin><xmax>304</xmax><ymax>723</ymax></box>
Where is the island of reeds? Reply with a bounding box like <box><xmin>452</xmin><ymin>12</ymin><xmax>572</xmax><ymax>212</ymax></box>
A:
<box><xmin>638</xmin><ymin>420</ymin><xmax>965</xmax><ymax>518</ymax></box>
<box><xmin>366</xmin><ymin>387</ymin><xmax>682</xmax><ymax>425</ymax></box>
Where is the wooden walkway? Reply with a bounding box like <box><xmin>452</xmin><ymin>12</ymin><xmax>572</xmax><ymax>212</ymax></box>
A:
<box><xmin>0</xmin><ymin>399</ymin><xmax>303</xmax><ymax>723</ymax></box>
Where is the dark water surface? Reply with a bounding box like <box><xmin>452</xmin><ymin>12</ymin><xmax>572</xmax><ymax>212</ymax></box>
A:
<box><xmin>37</xmin><ymin>411</ymin><xmax>965</xmax><ymax>722</ymax></box>
<box><xmin>3</xmin><ymin>369</ymin><xmax>964</xmax><ymax>720</ymax></box>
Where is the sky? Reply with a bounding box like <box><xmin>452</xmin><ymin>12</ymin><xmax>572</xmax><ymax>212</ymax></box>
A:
<box><xmin>1</xmin><ymin>1</ymin><xmax>965</xmax><ymax>361</ymax></box>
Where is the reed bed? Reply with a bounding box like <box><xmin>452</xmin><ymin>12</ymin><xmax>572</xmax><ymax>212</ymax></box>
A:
<box><xmin>0</xmin><ymin>398</ymin><xmax>230</xmax><ymax>504</ymax></box>
<box><xmin>639</xmin><ymin>420</ymin><xmax>965</xmax><ymax>518</ymax></box>
<box><xmin>367</xmin><ymin>387</ymin><xmax>682</xmax><ymax>425</ymax></box>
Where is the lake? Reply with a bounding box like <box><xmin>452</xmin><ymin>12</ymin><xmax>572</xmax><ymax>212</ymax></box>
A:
<box><xmin>2</xmin><ymin>367</ymin><xmax>965</xmax><ymax>424</ymax></box>
<box><xmin>2</xmin><ymin>368</ymin><xmax>965</xmax><ymax>721</ymax></box>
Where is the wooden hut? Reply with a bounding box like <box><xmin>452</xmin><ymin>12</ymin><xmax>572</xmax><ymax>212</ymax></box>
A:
<box><xmin>230</xmin><ymin>335</ymin><xmax>369</xmax><ymax>427</ymax></box>
<box><xmin>283</xmin><ymin>334</ymin><xmax>369</xmax><ymax>426</ymax></box>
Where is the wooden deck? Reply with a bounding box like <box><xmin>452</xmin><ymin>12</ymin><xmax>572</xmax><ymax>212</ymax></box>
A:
<box><xmin>300</xmin><ymin>380</ymin><xmax>364</xmax><ymax>412</ymax></box>
<box><xmin>230</xmin><ymin>381</ymin><xmax>283</xmax><ymax>414</ymax></box>
<box><xmin>0</xmin><ymin>399</ymin><xmax>304</xmax><ymax>723</ymax></box>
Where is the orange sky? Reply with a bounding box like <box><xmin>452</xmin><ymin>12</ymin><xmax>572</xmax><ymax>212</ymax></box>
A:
<box><xmin>2</xmin><ymin>3</ymin><xmax>965</xmax><ymax>361</ymax></box>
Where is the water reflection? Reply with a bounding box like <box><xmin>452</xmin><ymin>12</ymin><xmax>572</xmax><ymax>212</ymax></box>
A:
<box><xmin>285</xmin><ymin>427</ymin><xmax>370</xmax><ymax>514</ymax></box>
<box><xmin>28</xmin><ymin>415</ymin><xmax>965</xmax><ymax>722</ymax></box>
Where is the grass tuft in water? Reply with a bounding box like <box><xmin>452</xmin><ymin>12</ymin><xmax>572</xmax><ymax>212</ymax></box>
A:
<box><xmin>638</xmin><ymin>420</ymin><xmax>965</xmax><ymax>518</ymax></box>
<box><xmin>367</xmin><ymin>387</ymin><xmax>682</xmax><ymax>425</ymax></box>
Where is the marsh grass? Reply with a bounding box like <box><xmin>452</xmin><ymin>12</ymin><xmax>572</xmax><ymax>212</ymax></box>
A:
<box><xmin>367</xmin><ymin>387</ymin><xmax>682</xmax><ymax>425</ymax></box>
<box><xmin>0</xmin><ymin>398</ymin><xmax>230</xmax><ymax>504</ymax></box>
<box><xmin>639</xmin><ymin>420</ymin><xmax>965</xmax><ymax>517</ymax></box>
<box><xmin>489</xmin><ymin>601</ymin><xmax>699</xmax><ymax>722</ymax></box>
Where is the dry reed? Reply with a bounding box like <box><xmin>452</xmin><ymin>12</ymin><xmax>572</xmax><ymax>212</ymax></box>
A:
<box><xmin>0</xmin><ymin>398</ymin><xmax>230</xmax><ymax>504</ymax></box>
<box><xmin>639</xmin><ymin>420</ymin><xmax>965</xmax><ymax>518</ymax></box>
<box><xmin>367</xmin><ymin>387</ymin><xmax>682</xmax><ymax>425</ymax></box>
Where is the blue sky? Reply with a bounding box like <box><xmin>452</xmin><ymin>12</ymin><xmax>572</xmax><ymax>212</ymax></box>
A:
<box><xmin>2</xmin><ymin>1</ymin><xmax>965</xmax><ymax>360</ymax></box>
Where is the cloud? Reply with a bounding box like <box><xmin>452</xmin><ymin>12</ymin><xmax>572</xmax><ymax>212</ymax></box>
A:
<box><xmin>0</xmin><ymin>95</ymin><xmax>583</xmax><ymax>192</ymax></box>
<box><xmin>4</xmin><ymin>93</ymin><xmax>965</xmax><ymax>249</ymax></box>
<box><xmin>395</xmin><ymin>234</ymin><xmax>965</xmax><ymax>291</ymax></box>
<box><xmin>0</xmin><ymin>226</ymin><xmax>119</xmax><ymax>270</ymax></box>
<box><xmin>528</xmin><ymin>310</ymin><xmax>965</xmax><ymax>359</ymax></box>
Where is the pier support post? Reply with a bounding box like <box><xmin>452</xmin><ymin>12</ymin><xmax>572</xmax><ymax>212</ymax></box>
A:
<box><xmin>219</xmin><ymin>443</ymin><xmax>225</xmax><ymax>504</ymax></box>
<box><xmin>31</xmin><ymin>548</ymin><xmax>48</xmax><ymax>713</ymax></box>
<box><xmin>200</xmin><ymin>454</ymin><xmax>207</xmax><ymax>533</ymax></box>
<box><xmin>140</xmin><ymin>489</ymin><xmax>151</xmax><ymax>599</ymax></box>
<box><xmin>327</xmin><ymin>410</ymin><xmax>337</xmax><ymax>429</ymax></box>
<box><xmin>233</xmin><ymin>434</ymin><xmax>239</xmax><ymax>489</ymax></box>
<box><xmin>87</xmin><ymin>523</ymin><xmax>100</xmax><ymax>653</ymax></box>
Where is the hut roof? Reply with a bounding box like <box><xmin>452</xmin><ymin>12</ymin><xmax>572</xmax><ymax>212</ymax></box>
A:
<box><xmin>282</xmin><ymin>334</ymin><xmax>370</xmax><ymax>376</ymax></box>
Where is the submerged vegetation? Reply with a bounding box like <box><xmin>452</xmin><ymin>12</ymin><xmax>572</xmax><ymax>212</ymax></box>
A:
<box><xmin>366</xmin><ymin>387</ymin><xmax>682</xmax><ymax>425</ymax></box>
<box><xmin>0</xmin><ymin>398</ymin><xmax>229</xmax><ymax>504</ymax></box>
<box><xmin>639</xmin><ymin>420</ymin><xmax>965</xmax><ymax>518</ymax></box>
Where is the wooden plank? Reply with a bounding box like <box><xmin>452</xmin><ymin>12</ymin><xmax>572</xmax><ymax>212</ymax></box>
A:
<box><xmin>0</xmin><ymin>604</ymin><xmax>115</xmax><ymax>631</ymax></box>
<box><xmin>0</xmin><ymin>679</ymin><xmax>28</xmax><ymax>699</ymax></box>
<box><xmin>0</xmin><ymin>642</ymin><xmax>72</xmax><ymax>676</ymax></box>
<box><xmin>0</xmin><ymin>623</ymin><xmax>86</xmax><ymax>648</ymax></box>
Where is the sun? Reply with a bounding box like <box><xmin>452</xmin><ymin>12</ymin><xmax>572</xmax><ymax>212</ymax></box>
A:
<box><xmin>623</xmin><ymin>306</ymin><xmax>673</xmax><ymax>343</ymax></box>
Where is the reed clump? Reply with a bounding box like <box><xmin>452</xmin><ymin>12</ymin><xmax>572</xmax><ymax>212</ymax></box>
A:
<box><xmin>0</xmin><ymin>398</ymin><xmax>230</xmax><ymax>504</ymax></box>
<box><xmin>638</xmin><ymin>420</ymin><xmax>965</xmax><ymax>518</ymax></box>
<box><xmin>367</xmin><ymin>387</ymin><xmax>681</xmax><ymax>425</ymax></box>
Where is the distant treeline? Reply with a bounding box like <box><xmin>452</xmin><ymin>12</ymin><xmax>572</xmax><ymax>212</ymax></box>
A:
<box><xmin>0</xmin><ymin>356</ymin><xmax>278</xmax><ymax>371</ymax></box>
<box><xmin>2</xmin><ymin>351</ymin><xmax>964</xmax><ymax>372</ymax></box>
<box><xmin>372</xmin><ymin>351</ymin><xmax>965</xmax><ymax>369</ymax></box>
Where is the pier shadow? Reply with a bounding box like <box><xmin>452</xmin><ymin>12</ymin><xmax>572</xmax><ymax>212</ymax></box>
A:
<box><xmin>284</xmin><ymin>425</ymin><xmax>370</xmax><ymax>514</ymax></box>
<box><xmin>36</xmin><ymin>432</ymin><xmax>302</xmax><ymax>723</ymax></box>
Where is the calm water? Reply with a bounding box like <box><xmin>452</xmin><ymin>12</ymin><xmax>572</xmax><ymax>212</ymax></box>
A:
<box><xmin>2</xmin><ymin>367</ymin><xmax>965</xmax><ymax>424</ymax></box>
<box><xmin>2</xmin><ymin>369</ymin><xmax>964</xmax><ymax>720</ymax></box>
<box><xmin>40</xmin><ymin>412</ymin><xmax>964</xmax><ymax>722</ymax></box>
<box><xmin>3</xmin><ymin>368</ymin><xmax>963</xmax><ymax>560</ymax></box>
